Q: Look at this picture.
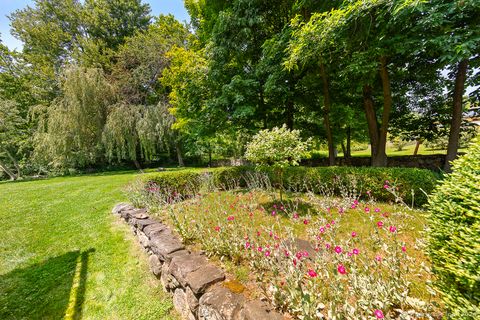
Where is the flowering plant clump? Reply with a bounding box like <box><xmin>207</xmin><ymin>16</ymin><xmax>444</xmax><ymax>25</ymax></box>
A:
<box><xmin>128</xmin><ymin>178</ymin><xmax>440</xmax><ymax>319</ymax></box>
<box><xmin>245</xmin><ymin>125</ymin><xmax>311</xmax><ymax>200</ymax></box>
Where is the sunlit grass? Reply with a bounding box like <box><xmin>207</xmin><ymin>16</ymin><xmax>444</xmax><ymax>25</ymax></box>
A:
<box><xmin>0</xmin><ymin>172</ymin><xmax>178</xmax><ymax>320</ymax></box>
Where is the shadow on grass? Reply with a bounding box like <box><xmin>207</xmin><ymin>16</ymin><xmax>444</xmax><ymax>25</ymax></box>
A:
<box><xmin>0</xmin><ymin>249</ymin><xmax>95</xmax><ymax>320</ymax></box>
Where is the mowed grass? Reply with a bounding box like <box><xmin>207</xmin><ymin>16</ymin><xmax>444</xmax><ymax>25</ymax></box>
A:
<box><xmin>0</xmin><ymin>172</ymin><xmax>178</xmax><ymax>320</ymax></box>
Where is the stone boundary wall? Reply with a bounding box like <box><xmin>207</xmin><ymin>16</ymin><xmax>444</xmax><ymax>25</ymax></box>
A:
<box><xmin>112</xmin><ymin>203</ymin><xmax>284</xmax><ymax>320</ymax></box>
<box><xmin>211</xmin><ymin>154</ymin><xmax>449</xmax><ymax>171</ymax></box>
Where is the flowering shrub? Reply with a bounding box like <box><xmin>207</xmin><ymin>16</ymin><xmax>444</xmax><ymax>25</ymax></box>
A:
<box><xmin>131</xmin><ymin>178</ymin><xmax>441</xmax><ymax>319</ymax></box>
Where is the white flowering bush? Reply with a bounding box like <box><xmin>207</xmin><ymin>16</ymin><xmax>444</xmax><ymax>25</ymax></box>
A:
<box><xmin>245</xmin><ymin>125</ymin><xmax>311</xmax><ymax>200</ymax></box>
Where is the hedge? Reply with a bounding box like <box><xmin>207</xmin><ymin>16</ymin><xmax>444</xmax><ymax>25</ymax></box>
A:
<box><xmin>139</xmin><ymin>166</ymin><xmax>439</xmax><ymax>206</ymax></box>
<box><xmin>427</xmin><ymin>137</ymin><xmax>480</xmax><ymax>318</ymax></box>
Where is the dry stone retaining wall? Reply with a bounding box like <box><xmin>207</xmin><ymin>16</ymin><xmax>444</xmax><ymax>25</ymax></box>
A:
<box><xmin>112</xmin><ymin>203</ymin><xmax>284</xmax><ymax>320</ymax></box>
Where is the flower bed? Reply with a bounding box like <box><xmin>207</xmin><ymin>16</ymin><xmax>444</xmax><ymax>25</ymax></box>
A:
<box><xmin>127</xmin><ymin>177</ymin><xmax>442</xmax><ymax>319</ymax></box>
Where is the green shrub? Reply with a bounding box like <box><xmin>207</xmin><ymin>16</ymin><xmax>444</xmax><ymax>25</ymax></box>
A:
<box><xmin>427</xmin><ymin>137</ymin><xmax>480</xmax><ymax>319</ymax></box>
<box><xmin>136</xmin><ymin>166</ymin><xmax>438</xmax><ymax>207</ymax></box>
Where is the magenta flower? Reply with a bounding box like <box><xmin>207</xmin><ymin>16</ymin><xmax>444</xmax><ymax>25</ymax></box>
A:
<box><xmin>293</xmin><ymin>258</ymin><xmax>297</xmax><ymax>267</ymax></box>
<box><xmin>257</xmin><ymin>246</ymin><xmax>263</xmax><ymax>252</ymax></box>
<box><xmin>271</xmin><ymin>211</ymin><xmax>276</xmax><ymax>216</ymax></box>
<box><xmin>331</xmin><ymin>220</ymin><xmax>335</xmax><ymax>225</ymax></box>
<box><xmin>265</xmin><ymin>250</ymin><xmax>271</xmax><ymax>257</ymax></box>
<box><xmin>375</xmin><ymin>255</ymin><xmax>382</xmax><ymax>262</ymax></box>
<box><xmin>351</xmin><ymin>204</ymin><xmax>357</xmax><ymax>209</ymax></box>
<box><xmin>337</xmin><ymin>264</ymin><xmax>347</xmax><ymax>275</ymax></box>
<box><xmin>325</xmin><ymin>243</ymin><xmax>331</xmax><ymax>249</ymax></box>
<box><xmin>293</xmin><ymin>212</ymin><xmax>299</xmax><ymax>219</ymax></box>
<box><xmin>303</xmin><ymin>219</ymin><xmax>309</xmax><ymax>225</ymax></box>
<box><xmin>319</xmin><ymin>227</ymin><xmax>325</xmax><ymax>233</ymax></box>
<box><xmin>351</xmin><ymin>231</ymin><xmax>357</xmax><ymax>237</ymax></box>
<box><xmin>227</xmin><ymin>215</ymin><xmax>235</xmax><ymax>221</ymax></box>
<box><xmin>374</xmin><ymin>309</ymin><xmax>384</xmax><ymax>319</ymax></box>
<box><xmin>334</xmin><ymin>246</ymin><xmax>342</xmax><ymax>254</ymax></box>
<box><xmin>374</xmin><ymin>207</ymin><xmax>381</xmax><ymax>213</ymax></box>
<box><xmin>389</xmin><ymin>225</ymin><xmax>397</xmax><ymax>233</ymax></box>
<box><xmin>296</xmin><ymin>252</ymin><xmax>303</xmax><ymax>259</ymax></box>
<box><xmin>365</xmin><ymin>207</ymin><xmax>370</xmax><ymax>213</ymax></box>
<box><xmin>214</xmin><ymin>226</ymin><xmax>220</xmax><ymax>232</ymax></box>
<box><xmin>377</xmin><ymin>221</ymin><xmax>384</xmax><ymax>228</ymax></box>
<box><xmin>245</xmin><ymin>241</ymin><xmax>251</xmax><ymax>249</ymax></box>
<box><xmin>284</xmin><ymin>250</ymin><xmax>290</xmax><ymax>257</ymax></box>
<box><xmin>383</xmin><ymin>184</ymin><xmax>389</xmax><ymax>189</ymax></box>
<box><xmin>339</xmin><ymin>207</ymin><xmax>345</xmax><ymax>214</ymax></box>
<box><xmin>347</xmin><ymin>252</ymin><xmax>353</xmax><ymax>257</ymax></box>
<box><xmin>402</xmin><ymin>245</ymin><xmax>407</xmax><ymax>252</ymax></box>
<box><xmin>307</xmin><ymin>269</ymin><xmax>317</xmax><ymax>278</ymax></box>
<box><xmin>353</xmin><ymin>248</ymin><xmax>359</xmax><ymax>255</ymax></box>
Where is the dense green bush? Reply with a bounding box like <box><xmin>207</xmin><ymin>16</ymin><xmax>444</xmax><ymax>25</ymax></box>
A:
<box><xmin>138</xmin><ymin>166</ymin><xmax>439</xmax><ymax>206</ymax></box>
<box><xmin>427</xmin><ymin>137</ymin><xmax>480</xmax><ymax>319</ymax></box>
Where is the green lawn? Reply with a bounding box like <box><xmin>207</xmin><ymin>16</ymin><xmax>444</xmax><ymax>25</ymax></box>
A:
<box><xmin>0</xmin><ymin>172</ymin><xmax>178</xmax><ymax>320</ymax></box>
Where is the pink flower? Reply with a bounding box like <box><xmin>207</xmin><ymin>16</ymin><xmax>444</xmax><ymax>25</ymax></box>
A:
<box><xmin>334</xmin><ymin>246</ymin><xmax>342</xmax><ymax>254</ymax></box>
<box><xmin>280</xmin><ymin>206</ymin><xmax>284</xmax><ymax>211</ymax></box>
<box><xmin>384</xmin><ymin>184</ymin><xmax>389</xmax><ymax>189</ymax></box>
<box><xmin>351</xmin><ymin>231</ymin><xmax>357</xmax><ymax>237</ymax></box>
<box><xmin>302</xmin><ymin>251</ymin><xmax>309</xmax><ymax>257</ymax></box>
<box><xmin>351</xmin><ymin>204</ymin><xmax>357</xmax><ymax>209</ymax></box>
<box><xmin>303</xmin><ymin>219</ymin><xmax>309</xmax><ymax>225</ymax></box>
<box><xmin>337</xmin><ymin>264</ymin><xmax>347</xmax><ymax>275</ymax></box>
<box><xmin>256</xmin><ymin>231</ymin><xmax>261</xmax><ymax>237</ymax></box>
<box><xmin>374</xmin><ymin>309</ymin><xmax>384</xmax><ymax>319</ymax></box>
<box><xmin>293</xmin><ymin>212</ymin><xmax>299</xmax><ymax>219</ymax></box>
<box><xmin>319</xmin><ymin>227</ymin><xmax>325</xmax><ymax>233</ymax></box>
<box><xmin>271</xmin><ymin>211</ymin><xmax>276</xmax><ymax>216</ymax></box>
<box><xmin>265</xmin><ymin>250</ymin><xmax>271</xmax><ymax>257</ymax></box>
<box><xmin>347</xmin><ymin>252</ymin><xmax>353</xmax><ymax>257</ymax></box>
<box><xmin>227</xmin><ymin>215</ymin><xmax>235</xmax><ymax>221</ymax></box>
<box><xmin>402</xmin><ymin>245</ymin><xmax>407</xmax><ymax>252</ymax></box>
<box><xmin>339</xmin><ymin>207</ymin><xmax>345</xmax><ymax>214</ymax></box>
<box><xmin>245</xmin><ymin>241</ymin><xmax>251</xmax><ymax>249</ymax></box>
<box><xmin>354</xmin><ymin>199</ymin><xmax>359</xmax><ymax>205</ymax></box>
<box><xmin>377</xmin><ymin>221</ymin><xmax>384</xmax><ymax>228</ymax></box>
<box><xmin>374</xmin><ymin>207</ymin><xmax>381</xmax><ymax>213</ymax></box>
<box><xmin>214</xmin><ymin>226</ymin><xmax>220</xmax><ymax>232</ymax></box>
<box><xmin>293</xmin><ymin>258</ymin><xmax>297</xmax><ymax>267</ymax></box>
<box><xmin>331</xmin><ymin>220</ymin><xmax>335</xmax><ymax>225</ymax></box>
<box><xmin>307</xmin><ymin>269</ymin><xmax>317</xmax><ymax>278</ymax></box>
<box><xmin>296</xmin><ymin>252</ymin><xmax>303</xmax><ymax>259</ymax></box>
<box><xmin>269</xmin><ymin>231</ymin><xmax>273</xmax><ymax>237</ymax></box>
<box><xmin>257</xmin><ymin>246</ymin><xmax>263</xmax><ymax>252</ymax></box>
<box><xmin>367</xmin><ymin>190</ymin><xmax>371</xmax><ymax>196</ymax></box>
<box><xmin>325</xmin><ymin>243</ymin><xmax>331</xmax><ymax>249</ymax></box>
<box><xmin>284</xmin><ymin>250</ymin><xmax>290</xmax><ymax>257</ymax></box>
<box><xmin>365</xmin><ymin>207</ymin><xmax>370</xmax><ymax>213</ymax></box>
<box><xmin>353</xmin><ymin>248</ymin><xmax>359</xmax><ymax>255</ymax></box>
<box><xmin>273</xmin><ymin>204</ymin><xmax>277</xmax><ymax>209</ymax></box>
<box><xmin>326</xmin><ymin>223</ymin><xmax>331</xmax><ymax>229</ymax></box>
<box><xmin>389</xmin><ymin>225</ymin><xmax>397</xmax><ymax>233</ymax></box>
<box><xmin>375</xmin><ymin>255</ymin><xmax>382</xmax><ymax>262</ymax></box>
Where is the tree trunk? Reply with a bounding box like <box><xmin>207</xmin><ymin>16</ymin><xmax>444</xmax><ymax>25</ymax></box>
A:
<box><xmin>341</xmin><ymin>142</ymin><xmax>346</xmax><ymax>159</ymax></box>
<box><xmin>413</xmin><ymin>140</ymin><xmax>422</xmax><ymax>156</ymax></box>
<box><xmin>346</xmin><ymin>126</ymin><xmax>352</xmax><ymax>158</ymax></box>
<box><xmin>363</xmin><ymin>84</ymin><xmax>380</xmax><ymax>163</ymax></box>
<box><xmin>373</xmin><ymin>56</ymin><xmax>392</xmax><ymax>167</ymax></box>
<box><xmin>445</xmin><ymin>59</ymin><xmax>469</xmax><ymax>172</ymax></box>
<box><xmin>0</xmin><ymin>161</ymin><xmax>17</xmax><ymax>180</ymax></box>
<box><xmin>133</xmin><ymin>159</ymin><xmax>144</xmax><ymax>173</ymax></box>
<box><xmin>320</xmin><ymin>63</ymin><xmax>335</xmax><ymax>166</ymax></box>
<box><xmin>5</xmin><ymin>150</ymin><xmax>21</xmax><ymax>179</ymax></box>
<box><xmin>175</xmin><ymin>141</ymin><xmax>185</xmax><ymax>167</ymax></box>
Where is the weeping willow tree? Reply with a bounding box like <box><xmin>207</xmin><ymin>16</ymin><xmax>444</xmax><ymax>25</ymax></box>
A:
<box><xmin>102</xmin><ymin>101</ymin><xmax>183</xmax><ymax>167</ymax></box>
<box><xmin>33</xmin><ymin>67</ymin><xmax>115</xmax><ymax>169</ymax></box>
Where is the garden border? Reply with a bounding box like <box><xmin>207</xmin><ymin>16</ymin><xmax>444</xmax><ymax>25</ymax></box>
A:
<box><xmin>112</xmin><ymin>203</ymin><xmax>284</xmax><ymax>320</ymax></box>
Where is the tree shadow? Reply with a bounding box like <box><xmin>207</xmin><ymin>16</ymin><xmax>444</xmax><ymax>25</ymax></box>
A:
<box><xmin>0</xmin><ymin>249</ymin><xmax>95</xmax><ymax>320</ymax></box>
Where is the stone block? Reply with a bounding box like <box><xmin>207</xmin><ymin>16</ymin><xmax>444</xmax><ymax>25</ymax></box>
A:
<box><xmin>148</xmin><ymin>254</ymin><xmax>162</xmax><ymax>277</ymax></box>
<box><xmin>186</xmin><ymin>264</ymin><xmax>225</xmax><ymax>295</ymax></box>
<box><xmin>112</xmin><ymin>203</ymin><xmax>133</xmax><ymax>214</ymax></box>
<box><xmin>243</xmin><ymin>299</ymin><xmax>284</xmax><ymax>320</ymax></box>
<box><xmin>150</xmin><ymin>233</ymin><xmax>185</xmax><ymax>260</ymax></box>
<box><xmin>169</xmin><ymin>253</ymin><xmax>209</xmax><ymax>287</ymax></box>
<box><xmin>137</xmin><ymin>231</ymin><xmax>150</xmax><ymax>248</ymax></box>
<box><xmin>198</xmin><ymin>286</ymin><xmax>245</xmax><ymax>320</ymax></box>
<box><xmin>144</xmin><ymin>223</ymin><xmax>169</xmax><ymax>238</ymax></box>
<box><xmin>186</xmin><ymin>286</ymin><xmax>200</xmax><ymax>313</ymax></box>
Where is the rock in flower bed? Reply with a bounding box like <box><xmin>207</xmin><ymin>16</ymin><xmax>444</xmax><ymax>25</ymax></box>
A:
<box><xmin>127</xmin><ymin>181</ymin><xmax>443</xmax><ymax>319</ymax></box>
